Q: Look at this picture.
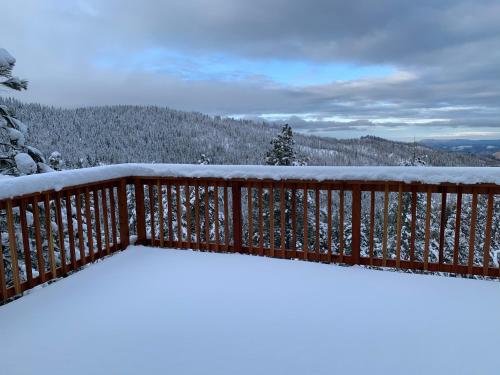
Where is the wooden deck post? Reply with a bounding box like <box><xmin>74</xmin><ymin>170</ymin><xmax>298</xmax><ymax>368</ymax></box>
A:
<box><xmin>134</xmin><ymin>178</ymin><xmax>147</xmax><ymax>245</ymax></box>
<box><xmin>118</xmin><ymin>179</ymin><xmax>130</xmax><ymax>250</ymax></box>
<box><xmin>6</xmin><ymin>200</ymin><xmax>21</xmax><ymax>294</ymax></box>
<box><xmin>231</xmin><ymin>181</ymin><xmax>242</xmax><ymax>253</ymax></box>
<box><xmin>351</xmin><ymin>184</ymin><xmax>361</xmax><ymax>265</ymax></box>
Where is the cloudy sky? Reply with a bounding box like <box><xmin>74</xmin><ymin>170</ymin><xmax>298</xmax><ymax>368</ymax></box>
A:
<box><xmin>3</xmin><ymin>0</ymin><xmax>500</xmax><ymax>140</ymax></box>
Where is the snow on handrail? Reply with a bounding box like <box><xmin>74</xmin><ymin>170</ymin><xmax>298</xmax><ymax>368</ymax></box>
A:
<box><xmin>0</xmin><ymin>163</ymin><xmax>499</xmax><ymax>201</ymax></box>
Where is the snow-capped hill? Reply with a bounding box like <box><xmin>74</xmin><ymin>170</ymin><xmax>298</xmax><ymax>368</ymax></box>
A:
<box><xmin>2</xmin><ymin>98</ymin><xmax>497</xmax><ymax>168</ymax></box>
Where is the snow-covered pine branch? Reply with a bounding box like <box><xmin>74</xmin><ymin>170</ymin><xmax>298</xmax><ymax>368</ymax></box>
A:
<box><xmin>0</xmin><ymin>48</ymin><xmax>50</xmax><ymax>175</ymax></box>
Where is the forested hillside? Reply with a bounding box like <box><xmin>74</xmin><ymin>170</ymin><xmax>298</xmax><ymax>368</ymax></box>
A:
<box><xmin>1</xmin><ymin>98</ymin><xmax>496</xmax><ymax>168</ymax></box>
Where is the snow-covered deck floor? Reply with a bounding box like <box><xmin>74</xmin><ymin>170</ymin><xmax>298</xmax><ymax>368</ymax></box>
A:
<box><xmin>1</xmin><ymin>246</ymin><xmax>499</xmax><ymax>375</ymax></box>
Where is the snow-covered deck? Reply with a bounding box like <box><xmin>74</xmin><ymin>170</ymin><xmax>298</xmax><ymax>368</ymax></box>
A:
<box><xmin>1</xmin><ymin>246</ymin><xmax>499</xmax><ymax>375</ymax></box>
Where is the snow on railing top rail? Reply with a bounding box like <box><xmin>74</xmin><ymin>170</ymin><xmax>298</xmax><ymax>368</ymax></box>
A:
<box><xmin>0</xmin><ymin>163</ymin><xmax>499</xmax><ymax>200</ymax></box>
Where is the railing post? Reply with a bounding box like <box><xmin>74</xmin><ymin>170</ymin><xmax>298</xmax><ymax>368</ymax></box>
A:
<box><xmin>117</xmin><ymin>178</ymin><xmax>130</xmax><ymax>250</ymax></box>
<box><xmin>351</xmin><ymin>184</ymin><xmax>361</xmax><ymax>265</ymax></box>
<box><xmin>134</xmin><ymin>178</ymin><xmax>147</xmax><ymax>245</ymax></box>
<box><xmin>231</xmin><ymin>181</ymin><xmax>242</xmax><ymax>253</ymax></box>
<box><xmin>438</xmin><ymin>186</ymin><xmax>447</xmax><ymax>270</ymax></box>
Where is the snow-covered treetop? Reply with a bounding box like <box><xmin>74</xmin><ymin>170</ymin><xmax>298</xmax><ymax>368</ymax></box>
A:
<box><xmin>197</xmin><ymin>154</ymin><xmax>211</xmax><ymax>165</ymax></box>
<box><xmin>0</xmin><ymin>163</ymin><xmax>499</xmax><ymax>201</ymax></box>
<box><xmin>0</xmin><ymin>48</ymin><xmax>16</xmax><ymax>73</ymax></box>
<box><xmin>49</xmin><ymin>151</ymin><xmax>63</xmax><ymax>170</ymax></box>
<box><xmin>400</xmin><ymin>156</ymin><xmax>427</xmax><ymax>167</ymax></box>
<box><xmin>0</xmin><ymin>48</ymin><xmax>27</xmax><ymax>90</ymax></box>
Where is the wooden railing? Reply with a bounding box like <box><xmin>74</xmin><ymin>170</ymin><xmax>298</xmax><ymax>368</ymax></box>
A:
<box><xmin>1</xmin><ymin>172</ymin><xmax>499</xmax><ymax>303</ymax></box>
<box><xmin>0</xmin><ymin>178</ymin><xmax>129</xmax><ymax>302</ymax></box>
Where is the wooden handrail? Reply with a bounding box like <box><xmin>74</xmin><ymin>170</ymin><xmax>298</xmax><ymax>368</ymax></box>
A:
<box><xmin>1</xmin><ymin>172</ymin><xmax>499</xmax><ymax>304</ymax></box>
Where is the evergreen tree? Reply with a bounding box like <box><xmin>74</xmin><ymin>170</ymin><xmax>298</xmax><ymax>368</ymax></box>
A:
<box><xmin>0</xmin><ymin>48</ymin><xmax>50</xmax><ymax>175</ymax></box>
<box><xmin>48</xmin><ymin>151</ymin><xmax>63</xmax><ymax>171</ymax></box>
<box><xmin>399</xmin><ymin>141</ymin><xmax>427</xmax><ymax>166</ymax></box>
<box><xmin>0</xmin><ymin>50</ymin><xmax>79</xmax><ymax>288</ymax></box>
<box><xmin>265</xmin><ymin>124</ymin><xmax>306</xmax><ymax>166</ymax></box>
<box><xmin>197</xmin><ymin>153</ymin><xmax>211</xmax><ymax>165</ymax></box>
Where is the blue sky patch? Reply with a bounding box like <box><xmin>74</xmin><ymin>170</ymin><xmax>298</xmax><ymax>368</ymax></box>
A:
<box><xmin>93</xmin><ymin>48</ymin><xmax>395</xmax><ymax>86</ymax></box>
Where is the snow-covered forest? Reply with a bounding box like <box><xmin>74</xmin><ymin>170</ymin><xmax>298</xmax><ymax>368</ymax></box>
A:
<box><xmin>1</xmin><ymin>97</ymin><xmax>496</xmax><ymax>169</ymax></box>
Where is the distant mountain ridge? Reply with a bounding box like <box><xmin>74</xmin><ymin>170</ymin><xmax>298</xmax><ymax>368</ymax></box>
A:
<box><xmin>421</xmin><ymin>139</ymin><xmax>500</xmax><ymax>160</ymax></box>
<box><xmin>1</xmin><ymin>97</ymin><xmax>497</xmax><ymax>168</ymax></box>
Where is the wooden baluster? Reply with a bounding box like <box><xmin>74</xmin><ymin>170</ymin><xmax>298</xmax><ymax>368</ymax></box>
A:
<box><xmin>176</xmin><ymin>183</ymin><xmax>183</xmax><ymax>248</ymax></box>
<box><xmin>438</xmin><ymin>187</ymin><xmax>448</xmax><ymax>270</ymax></box>
<box><xmin>327</xmin><ymin>188</ymin><xmax>332</xmax><ymax>263</ymax></box>
<box><xmin>0</xmin><ymin>238</ymin><xmax>7</xmax><ymax>302</ymax></box>
<box><xmin>351</xmin><ymin>185</ymin><xmax>361</xmax><ymax>265</ymax></box>
<box><xmin>467</xmin><ymin>190</ymin><xmax>478</xmax><ymax>275</ymax></box>
<box><xmin>231</xmin><ymin>182</ymin><xmax>242</xmax><ymax>253</ymax></box>
<box><xmin>65</xmin><ymin>192</ymin><xmax>77</xmax><ymax>271</ymax></box>
<box><xmin>382</xmin><ymin>184</ymin><xmax>389</xmax><ymax>267</ymax></box>
<box><xmin>339</xmin><ymin>187</ymin><xmax>345</xmax><ymax>263</ymax></box>
<box><xmin>148</xmin><ymin>184</ymin><xmax>155</xmax><ymax>247</ymax></box>
<box><xmin>248</xmin><ymin>183</ymin><xmax>253</xmax><ymax>254</ymax></box>
<box><xmin>19</xmin><ymin>199</ymin><xmax>34</xmax><ymax>286</ymax></box>
<box><xmin>167</xmin><ymin>183</ymin><xmax>174</xmax><ymax>247</ymax></box>
<box><xmin>55</xmin><ymin>193</ymin><xmax>67</xmax><ymax>275</ymax></box>
<box><xmin>410</xmin><ymin>187</ymin><xmax>417</xmax><ymax>266</ymax></box>
<box><xmin>75</xmin><ymin>191</ymin><xmax>86</xmax><ymax>265</ymax></box>
<box><xmin>482</xmin><ymin>190</ymin><xmax>494</xmax><ymax>276</ymax></box>
<box><xmin>101</xmin><ymin>188</ymin><xmax>110</xmax><ymax>256</ymax></box>
<box><xmin>109</xmin><ymin>186</ymin><xmax>118</xmax><ymax>250</ymax></box>
<box><xmin>93</xmin><ymin>188</ymin><xmax>103</xmax><ymax>257</ymax></box>
<box><xmin>134</xmin><ymin>179</ymin><xmax>146</xmax><ymax>244</ymax></box>
<box><xmin>269</xmin><ymin>184</ymin><xmax>275</xmax><ymax>257</ymax></box>
<box><xmin>203</xmin><ymin>183</ymin><xmax>209</xmax><ymax>249</ymax></box>
<box><xmin>292</xmin><ymin>187</ymin><xmax>297</xmax><ymax>256</ymax></box>
<box><xmin>194</xmin><ymin>183</ymin><xmax>200</xmax><ymax>250</ymax></box>
<box><xmin>33</xmin><ymin>196</ymin><xmax>46</xmax><ymax>281</ymax></box>
<box><xmin>369</xmin><ymin>190</ymin><xmax>375</xmax><ymax>266</ymax></box>
<box><xmin>258</xmin><ymin>183</ymin><xmax>264</xmax><ymax>256</ymax></box>
<box><xmin>185</xmin><ymin>182</ymin><xmax>191</xmax><ymax>249</ymax></box>
<box><xmin>280</xmin><ymin>183</ymin><xmax>286</xmax><ymax>257</ymax></box>
<box><xmin>44</xmin><ymin>195</ymin><xmax>58</xmax><ymax>278</ymax></box>
<box><xmin>453</xmin><ymin>187</ymin><xmax>462</xmax><ymax>273</ymax></box>
<box><xmin>315</xmin><ymin>186</ymin><xmax>320</xmax><ymax>260</ymax></box>
<box><xmin>84</xmin><ymin>188</ymin><xmax>95</xmax><ymax>261</ymax></box>
<box><xmin>158</xmin><ymin>181</ymin><xmax>165</xmax><ymax>247</ymax></box>
<box><xmin>395</xmin><ymin>184</ymin><xmax>403</xmax><ymax>269</ymax></box>
<box><xmin>214</xmin><ymin>183</ymin><xmax>220</xmax><ymax>252</ymax></box>
<box><xmin>6</xmin><ymin>200</ymin><xmax>21</xmax><ymax>294</ymax></box>
<box><xmin>223</xmin><ymin>183</ymin><xmax>230</xmax><ymax>252</ymax></box>
<box><xmin>423</xmin><ymin>187</ymin><xmax>432</xmax><ymax>271</ymax></box>
<box><xmin>303</xmin><ymin>184</ymin><xmax>308</xmax><ymax>261</ymax></box>
<box><xmin>118</xmin><ymin>179</ymin><xmax>131</xmax><ymax>251</ymax></box>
